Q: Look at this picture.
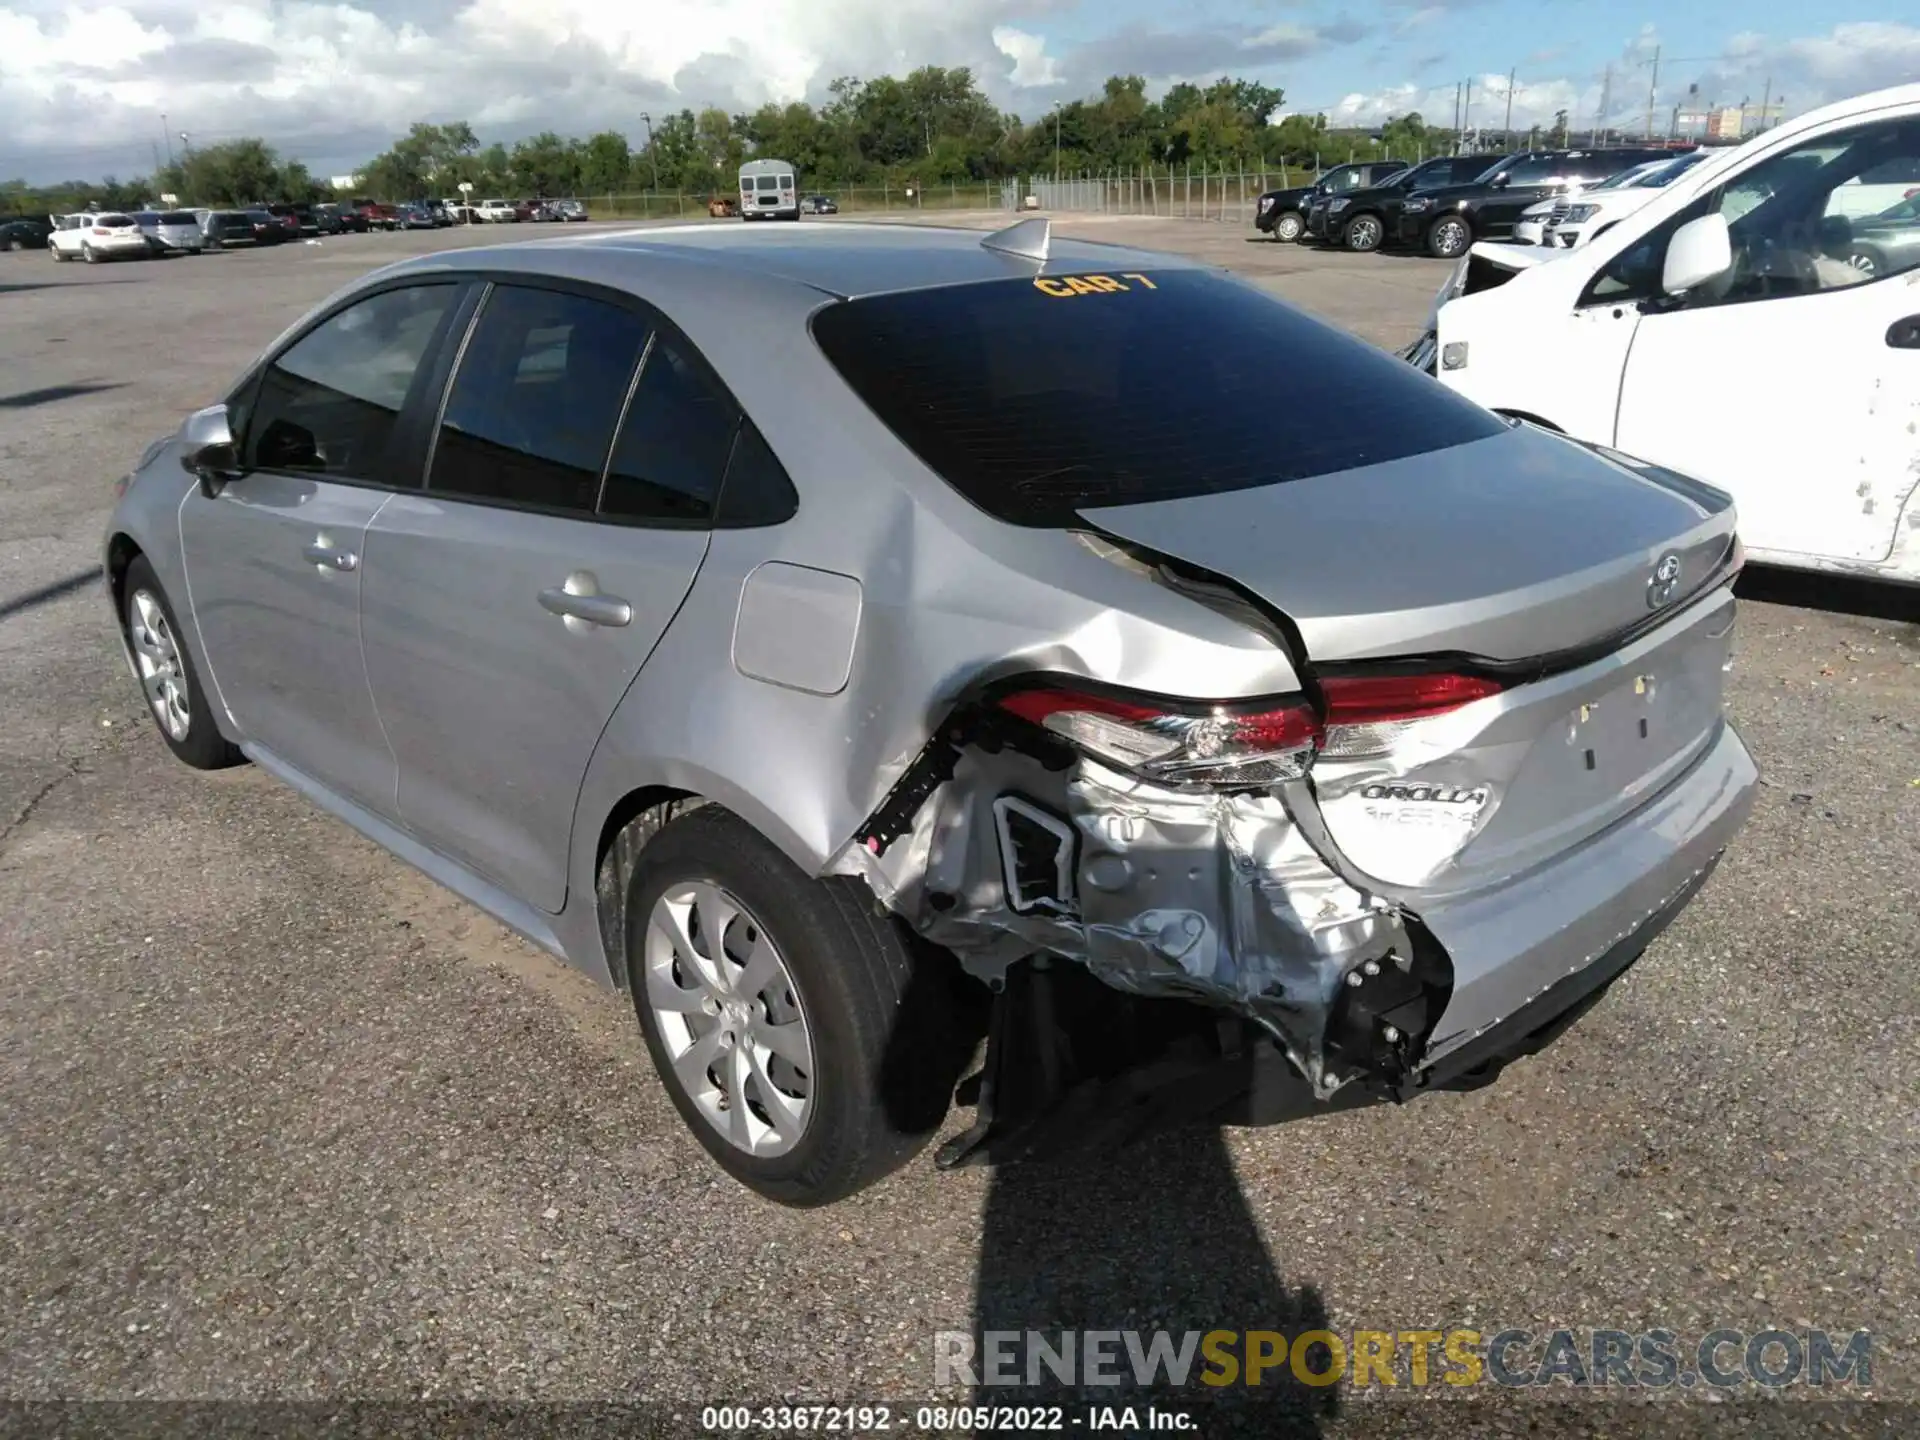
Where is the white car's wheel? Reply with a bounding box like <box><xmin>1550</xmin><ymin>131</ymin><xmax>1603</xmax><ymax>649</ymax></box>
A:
<box><xmin>81</xmin><ymin>243</ymin><xmax>97</xmax><ymax>263</ymax></box>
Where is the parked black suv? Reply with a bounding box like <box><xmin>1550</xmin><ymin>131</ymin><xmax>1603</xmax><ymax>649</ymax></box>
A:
<box><xmin>1386</xmin><ymin>147</ymin><xmax>1677</xmax><ymax>258</ymax></box>
<box><xmin>1308</xmin><ymin>153</ymin><xmax>1510</xmax><ymax>250</ymax></box>
<box><xmin>1255</xmin><ymin>159</ymin><xmax>1408</xmax><ymax>242</ymax></box>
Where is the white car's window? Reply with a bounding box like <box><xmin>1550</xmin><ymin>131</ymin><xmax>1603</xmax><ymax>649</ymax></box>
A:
<box><xmin>243</xmin><ymin>284</ymin><xmax>461</xmax><ymax>480</ymax></box>
<box><xmin>428</xmin><ymin>285</ymin><xmax>650</xmax><ymax>516</ymax></box>
<box><xmin>1590</xmin><ymin>118</ymin><xmax>1920</xmax><ymax>304</ymax></box>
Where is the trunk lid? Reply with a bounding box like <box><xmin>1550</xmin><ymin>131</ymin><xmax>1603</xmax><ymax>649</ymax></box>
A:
<box><xmin>1079</xmin><ymin>423</ymin><xmax>1736</xmax><ymax>665</ymax></box>
<box><xmin>1083</xmin><ymin>424</ymin><xmax>1742</xmax><ymax>891</ymax></box>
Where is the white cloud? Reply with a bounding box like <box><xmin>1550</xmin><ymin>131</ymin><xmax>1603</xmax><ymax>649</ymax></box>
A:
<box><xmin>993</xmin><ymin>25</ymin><xmax>1059</xmax><ymax>88</ymax></box>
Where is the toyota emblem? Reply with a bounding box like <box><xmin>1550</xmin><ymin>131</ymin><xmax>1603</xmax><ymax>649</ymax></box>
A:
<box><xmin>1646</xmin><ymin>552</ymin><xmax>1683</xmax><ymax>609</ymax></box>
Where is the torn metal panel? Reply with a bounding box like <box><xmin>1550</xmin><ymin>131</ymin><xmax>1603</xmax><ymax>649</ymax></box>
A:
<box><xmin>836</xmin><ymin>741</ymin><xmax>1409</xmax><ymax>1097</ymax></box>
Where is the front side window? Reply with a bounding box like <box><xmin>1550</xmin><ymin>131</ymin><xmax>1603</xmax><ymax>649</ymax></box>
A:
<box><xmin>600</xmin><ymin>329</ymin><xmax>739</xmax><ymax>523</ymax></box>
<box><xmin>1589</xmin><ymin>118</ymin><xmax>1920</xmax><ymax>305</ymax></box>
<box><xmin>1321</xmin><ymin>166</ymin><xmax>1366</xmax><ymax>193</ymax></box>
<box><xmin>243</xmin><ymin>283</ymin><xmax>460</xmax><ymax>479</ymax></box>
<box><xmin>1497</xmin><ymin>156</ymin><xmax>1569</xmax><ymax>187</ymax></box>
<box><xmin>428</xmin><ymin>284</ymin><xmax>651</xmax><ymax>515</ymax></box>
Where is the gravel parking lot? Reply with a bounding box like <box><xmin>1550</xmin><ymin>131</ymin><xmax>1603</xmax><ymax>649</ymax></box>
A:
<box><xmin>2</xmin><ymin>216</ymin><xmax>1916</xmax><ymax>1434</ymax></box>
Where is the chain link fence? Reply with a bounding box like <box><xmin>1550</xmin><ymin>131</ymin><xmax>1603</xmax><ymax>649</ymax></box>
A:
<box><xmin>553</xmin><ymin>166</ymin><xmax>1310</xmax><ymax>225</ymax></box>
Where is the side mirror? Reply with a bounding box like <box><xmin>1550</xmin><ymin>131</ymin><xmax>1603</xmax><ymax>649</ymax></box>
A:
<box><xmin>179</xmin><ymin>403</ymin><xmax>240</xmax><ymax>498</ymax></box>
<box><xmin>1661</xmin><ymin>213</ymin><xmax>1733</xmax><ymax>297</ymax></box>
<box><xmin>1488</xmin><ymin>172</ymin><xmax>1509</xmax><ymax>189</ymax></box>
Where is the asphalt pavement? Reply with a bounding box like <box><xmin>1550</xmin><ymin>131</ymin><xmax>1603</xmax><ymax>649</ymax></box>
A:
<box><xmin>1</xmin><ymin>215</ymin><xmax>1916</xmax><ymax>1435</ymax></box>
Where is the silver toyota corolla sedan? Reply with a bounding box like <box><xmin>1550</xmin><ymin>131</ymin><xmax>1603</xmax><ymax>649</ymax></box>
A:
<box><xmin>103</xmin><ymin>219</ymin><xmax>1758</xmax><ymax>1205</ymax></box>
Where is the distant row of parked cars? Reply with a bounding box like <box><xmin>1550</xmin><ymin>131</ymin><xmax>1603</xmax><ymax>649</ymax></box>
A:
<box><xmin>9</xmin><ymin>195</ymin><xmax>598</xmax><ymax>262</ymax></box>
<box><xmin>1255</xmin><ymin>147</ymin><xmax>1692</xmax><ymax>258</ymax></box>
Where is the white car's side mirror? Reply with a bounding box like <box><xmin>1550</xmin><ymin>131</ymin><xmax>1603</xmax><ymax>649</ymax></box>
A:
<box><xmin>1662</xmin><ymin>213</ymin><xmax>1733</xmax><ymax>296</ymax></box>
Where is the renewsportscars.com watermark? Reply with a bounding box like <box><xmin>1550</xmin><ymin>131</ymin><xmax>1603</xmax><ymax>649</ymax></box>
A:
<box><xmin>935</xmin><ymin>1327</ymin><xmax>1874</xmax><ymax>1391</ymax></box>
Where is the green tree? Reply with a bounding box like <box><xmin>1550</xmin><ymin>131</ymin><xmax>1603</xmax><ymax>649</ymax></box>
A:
<box><xmin>508</xmin><ymin>131</ymin><xmax>579</xmax><ymax>197</ymax></box>
<box><xmin>578</xmin><ymin>131</ymin><xmax>630</xmax><ymax>194</ymax></box>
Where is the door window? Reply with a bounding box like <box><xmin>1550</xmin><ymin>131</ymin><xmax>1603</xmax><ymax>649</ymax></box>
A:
<box><xmin>1496</xmin><ymin>155</ymin><xmax>1569</xmax><ymax>187</ymax></box>
<box><xmin>242</xmin><ymin>283</ymin><xmax>460</xmax><ymax>480</ymax></box>
<box><xmin>427</xmin><ymin>284</ymin><xmax>651</xmax><ymax>515</ymax></box>
<box><xmin>1588</xmin><ymin>118</ymin><xmax>1920</xmax><ymax>306</ymax></box>
<box><xmin>599</xmin><ymin>328</ymin><xmax>739</xmax><ymax>524</ymax></box>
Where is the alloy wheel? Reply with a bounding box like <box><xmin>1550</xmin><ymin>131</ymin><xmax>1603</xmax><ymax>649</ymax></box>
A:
<box><xmin>128</xmin><ymin>588</ymin><xmax>192</xmax><ymax>741</ymax></box>
<box><xmin>643</xmin><ymin>881</ymin><xmax>815</xmax><ymax>1158</ymax></box>
<box><xmin>1847</xmin><ymin>251</ymin><xmax>1878</xmax><ymax>279</ymax></box>
<box><xmin>1431</xmin><ymin>218</ymin><xmax>1469</xmax><ymax>257</ymax></box>
<box><xmin>1347</xmin><ymin>216</ymin><xmax>1382</xmax><ymax>251</ymax></box>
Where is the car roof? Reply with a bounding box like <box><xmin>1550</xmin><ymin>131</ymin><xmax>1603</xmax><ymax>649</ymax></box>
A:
<box><xmin>382</xmin><ymin>220</ymin><xmax>1213</xmax><ymax>301</ymax></box>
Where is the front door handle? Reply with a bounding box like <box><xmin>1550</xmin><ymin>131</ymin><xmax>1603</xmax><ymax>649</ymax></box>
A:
<box><xmin>539</xmin><ymin>570</ymin><xmax>632</xmax><ymax>629</ymax></box>
<box><xmin>302</xmin><ymin>540</ymin><xmax>358</xmax><ymax>572</ymax></box>
<box><xmin>1887</xmin><ymin>315</ymin><xmax>1920</xmax><ymax>350</ymax></box>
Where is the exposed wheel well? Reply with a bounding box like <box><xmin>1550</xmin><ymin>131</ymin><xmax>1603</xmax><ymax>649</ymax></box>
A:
<box><xmin>592</xmin><ymin>785</ymin><xmax>703</xmax><ymax>988</ymax></box>
<box><xmin>105</xmin><ymin>533</ymin><xmax>142</xmax><ymax>619</ymax></box>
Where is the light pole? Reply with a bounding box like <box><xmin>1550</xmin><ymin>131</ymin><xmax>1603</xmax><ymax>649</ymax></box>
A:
<box><xmin>639</xmin><ymin>112</ymin><xmax>660</xmax><ymax>189</ymax></box>
<box><xmin>1052</xmin><ymin>101</ymin><xmax>1062</xmax><ymax>182</ymax></box>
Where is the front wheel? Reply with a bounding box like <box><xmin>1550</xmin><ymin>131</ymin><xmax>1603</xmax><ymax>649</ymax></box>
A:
<box><xmin>121</xmin><ymin>556</ymin><xmax>244</xmax><ymax>771</ymax></box>
<box><xmin>625</xmin><ymin>807</ymin><xmax>972</xmax><ymax>1206</ymax></box>
<box><xmin>1426</xmin><ymin>215</ymin><xmax>1472</xmax><ymax>259</ymax></box>
<box><xmin>1846</xmin><ymin>248</ymin><xmax>1881</xmax><ymax>280</ymax></box>
<box><xmin>1342</xmin><ymin>214</ymin><xmax>1384</xmax><ymax>253</ymax></box>
<box><xmin>1272</xmin><ymin>211</ymin><xmax>1304</xmax><ymax>243</ymax></box>
<box><xmin>6</xmin><ymin>237</ymin><xmax>22</xmax><ymax>252</ymax></box>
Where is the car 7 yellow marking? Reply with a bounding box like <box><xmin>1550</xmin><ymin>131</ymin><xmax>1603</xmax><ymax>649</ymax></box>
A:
<box><xmin>1032</xmin><ymin>272</ymin><xmax>1159</xmax><ymax>297</ymax></box>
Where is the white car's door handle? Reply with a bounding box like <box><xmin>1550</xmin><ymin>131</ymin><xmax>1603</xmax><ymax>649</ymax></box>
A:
<box><xmin>539</xmin><ymin>585</ymin><xmax>632</xmax><ymax>628</ymax></box>
<box><xmin>302</xmin><ymin>541</ymin><xmax>358</xmax><ymax>572</ymax></box>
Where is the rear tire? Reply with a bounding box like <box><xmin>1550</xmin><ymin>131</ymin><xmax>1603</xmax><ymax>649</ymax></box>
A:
<box><xmin>624</xmin><ymin>807</ymin><xmax>971</xmax><ymax>1206</ymax></box>
<box><xmin>82</xmin><ymin>243</ymin><xmax>96</xmax><ymax>263</ymax></box>
<box><xmin>121</xmin><ymin>556</ymin><xmax>245</xmax><ymax>771</ymax></box>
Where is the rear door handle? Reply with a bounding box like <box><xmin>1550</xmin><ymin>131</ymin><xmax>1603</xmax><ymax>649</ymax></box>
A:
<box><xmin>1887</xmin><ymin>315</ymin><xmax>1920</xmax><ymax>349</ymax></box>
<box><xmin>539</xmin><ymin>571</ymin><xmax>632</xmax><ymax>628</ymax></box>
<box><xmin>302</xmin><ymin>540</ymin><xmax>358</xmax><ymax>572</ymax></box>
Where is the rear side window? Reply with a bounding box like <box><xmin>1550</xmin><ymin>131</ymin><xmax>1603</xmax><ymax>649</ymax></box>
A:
<box><xmin>601</xmin><ymin>329</ymin><xmax>739</xmax><ymax>523</ymax></box>
<box><xmin>811</xmin><ymin>269</ymin><xmax>1505</xmax><ymax>527</ymax></box>
<box><xmin>244</xmin><ymin>283</ymin><xmax>460</xmax><ymax>480</ymax></box>
<box><xmin>429</xmin><ymin>284</ymin><xmax>650</xmax><ymax>515</ymax></box>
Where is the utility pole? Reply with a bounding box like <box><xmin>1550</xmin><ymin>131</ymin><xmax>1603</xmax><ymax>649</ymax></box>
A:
<box><xmin>162</xmin><ymin>114</ymin><xmax>174</xmax><ymax>167</ymax></box>
<box><xmin>1052</xmin><ymin>101</ymin><xmax>1062</xmax><ymax>181</ymax></box>
<box><xmin>639</xmin><ymin>112</ymin><xmax>660</xmax><ymax>187</ymax></box>
<box><xmin>1644</xmin><ymin>46</ymin><xmax>1660</xmax><ymax>142</ymax></box>
<box><xmin>1504</xmin><ymin>68</ymin><xmax>1516</xmax><ymax>142</ymax></box>
<box><xmin>1759</xmin><ymin>76</ymin><xmax>1773</xmax><ymax>133</ymax></box>
<box><xmin>1462</xmin><ymin>76</ymin><xmax>1473</xmax><ymax>135</ymax></box>
<box><xmin>1597</xmin><ymin>63</ymin><xmax>1612</xmax><ymax>145</ymax></box>
<box><xmin>1452</xmin><ymin>81</ymin><xmax>1462</xmax><ymax>145</ymax></box>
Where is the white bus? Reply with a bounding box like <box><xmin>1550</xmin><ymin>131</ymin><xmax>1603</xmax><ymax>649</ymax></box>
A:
<box><xmin>738</xmin><ymin>159</ymin><xmax>799</xmax><ymax>221</ymax></box>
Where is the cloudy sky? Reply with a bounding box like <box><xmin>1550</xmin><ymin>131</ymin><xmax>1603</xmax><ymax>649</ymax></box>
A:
<box><xmin>0</xmin><ymin>0</ymin><xmax>1915</xmax><ymax>183</ymax></box>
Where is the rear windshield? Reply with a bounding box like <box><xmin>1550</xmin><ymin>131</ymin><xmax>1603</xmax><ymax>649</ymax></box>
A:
<box><xmin>756</xmin><ymin>176</ymin><xmax>779</xmax><ymax>191</ymax></box>
<box><xmin>811</xmin><ymin>269</ymin><xmax>1505</xmax><ymax>527</ymax></box>
<box><xmin>159</xmin><ymin>211</ymin><xmax>197</xmax><ymax>225</ymax></box>
<box><xmin>95</xmin><ymin>214</ymin><xmax>133</xmax><ymax>226</ymax></box>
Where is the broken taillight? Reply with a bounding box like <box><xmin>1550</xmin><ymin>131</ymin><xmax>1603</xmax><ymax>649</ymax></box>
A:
<box><xmin>996</xmin><ymin>686</ymin><xmax>1321</xmax><ymax>787</ymax></box>
<box><xmin>997</xmin><ymin>671</ymin><xmax>1506</xmax><ymax>782</ymax></box>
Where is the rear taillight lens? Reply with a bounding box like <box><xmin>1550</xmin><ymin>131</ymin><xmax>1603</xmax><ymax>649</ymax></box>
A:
<box><xmin>93</xmin><ymin>227</ymin><xmax>111</xmax><ymax>235</ymax></box>
<box><xmin>997</xmin><ymin>671</ymin><xmax>1505</xmax><ymax>783</ymax></box>
<box><xmin>997</xmin><ymin>686</ymin><xmax>1321</xmax><ymax>787</ymax></box>
<box><xmin>1317</xmin><ymin>672</ymin><xmax>1504</xmax><ymax>757</ymax></box>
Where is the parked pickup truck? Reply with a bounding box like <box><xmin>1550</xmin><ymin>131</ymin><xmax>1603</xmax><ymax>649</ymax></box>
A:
<box><xmin>1404</xmin><ymin>82</ymin><xmax>1920</xmax><ymax>586</ymax></box>
<box><xmin>1254</xmin><ymin>160</ymin><xmax>1407</xmax><ymax>242</ymax></box>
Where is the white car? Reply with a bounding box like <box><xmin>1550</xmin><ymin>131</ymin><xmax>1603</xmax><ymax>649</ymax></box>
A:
<box><xmin>475</xmin><ymin>199</ymin><xmax>519</xmax><ymax>223</ymax></box>
<box><xmin>1511</xmin><ymin>157</ymin><xmax>1690</xmax><ymax>245</ymax></box>
<box><xmin>1535</xmin><ymin>151</ymin><xmax>1716</xmax><ymax>249</ymax></box>
<box><xmin>48</xmin><ymin>212</ymin><xmax>153</xmax><ymax>263</ymax></box>
<box><xmin>1406</xmin><ymin>82</ymin><xmax>1920</xmax><ymax>586</ymax></box>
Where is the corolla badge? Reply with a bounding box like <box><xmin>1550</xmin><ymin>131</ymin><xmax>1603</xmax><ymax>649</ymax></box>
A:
<box><xmin>1646</xmin><ymin>551</ymin><xmax>1683</xmax><ymax>609</ymax></box>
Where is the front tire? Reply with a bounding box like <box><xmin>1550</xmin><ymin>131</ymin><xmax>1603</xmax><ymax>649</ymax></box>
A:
<box><xmin>625</xmin><ymin>807</ymin><xmax>970</xmax><ymax>1206</ymax></box>
<box><xmin>1272</xmin><ymin>211</ymin><xmax>1304</xmax><ymax>243</ymax></box>
<box><xmin>1342</xmin><ymin>213</ymin><xmax>1384</xmax><ymax>252</ymax></box>
<box><xmin>1846</xmin><ymin>248</ymin><xmax>1880</xmax><ymax>280</ymax></box>
<box><xmin>121</xmin><ymin>556</ymin><xmax>244</xmax><ymax>771</ymax></box>
<box><xmin>1426</xmin><ymin>215</ymin><xmax>1472</xmax><ymax>259</ymax></box>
